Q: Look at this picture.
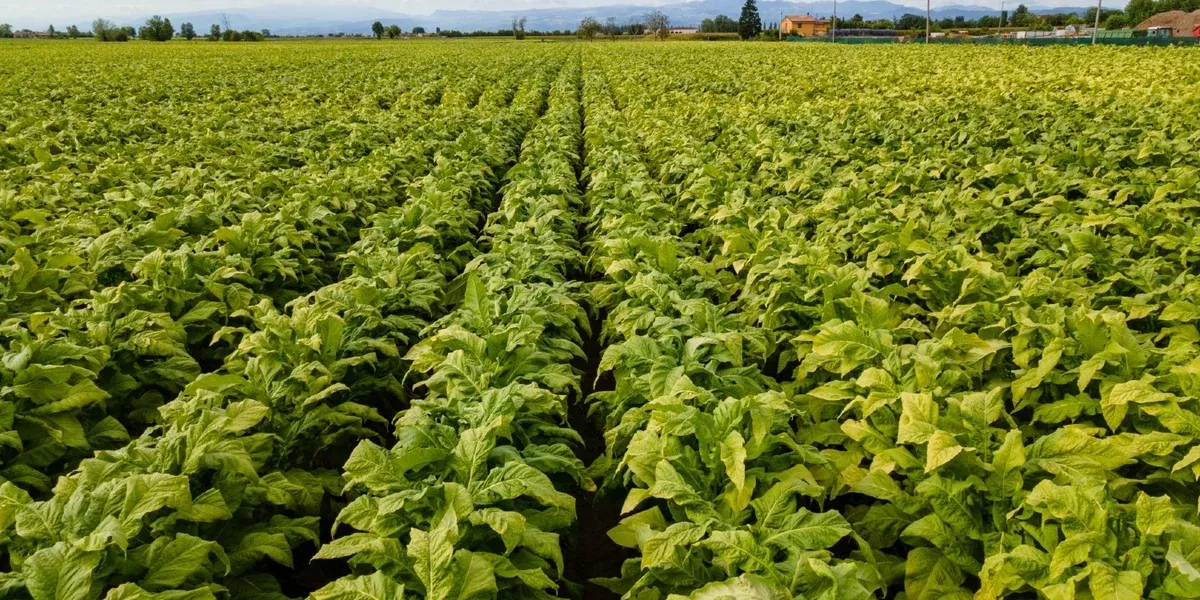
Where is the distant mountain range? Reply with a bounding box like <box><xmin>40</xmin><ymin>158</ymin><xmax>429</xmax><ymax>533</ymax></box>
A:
<box><xmin>69</xmin><ymin>0</ymin><xmax>1098</xmax><ymax>35</ymax></box>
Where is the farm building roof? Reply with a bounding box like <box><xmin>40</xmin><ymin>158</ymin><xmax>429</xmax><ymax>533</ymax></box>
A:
<box><xmin>783</xmin><ymin>14</ymin><xmax>827</xmax><ymax>22</ymax></box>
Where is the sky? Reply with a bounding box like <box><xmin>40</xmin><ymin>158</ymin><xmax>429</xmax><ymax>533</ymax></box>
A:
<box><xmin>1</xmin><ymin>0</ymin><xmax>671</xmax><ymax>25</ymax></box>
<box><xmin>1</xmin><ymin>0</ymin><xmax>1109</xmax><ymax>29</ymax></box>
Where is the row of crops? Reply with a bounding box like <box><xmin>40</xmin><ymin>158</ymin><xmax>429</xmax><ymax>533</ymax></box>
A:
<box><xmin>2</xmin><ymin>39</ymin><xmax>1200</xmax><ymax>600</ymax></box>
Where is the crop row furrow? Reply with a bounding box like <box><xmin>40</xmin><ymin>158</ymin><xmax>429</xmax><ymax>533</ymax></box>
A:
<box><xmin>579</xmin><ymin>63</ymin><xmax>878</xmax><ymax>599</ymax></box>
<box><xmin>592</xmin><ymin>43</ymin><xmax>1200</xmax><ymax>599</ymax></box>
<box><xmin>310</xmin><ymin>55</ymin><xmax>590</xmax><ymax>599</ymax></box>
<box><xmin>0</xmin><ymin>56</ymin><xmax>565</xmax><ymax>600</ymax></box>
<box><xmin>0</xmin><ymin>60</ymin><xmax>546</xmax><ymax>496</ymax></box>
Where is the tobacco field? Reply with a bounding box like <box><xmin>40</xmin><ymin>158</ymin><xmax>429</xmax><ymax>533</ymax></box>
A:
<box><xmin>2</xmin><ymin>38</ymin><xmax>1200</xmax><ymax>600</ymax></box>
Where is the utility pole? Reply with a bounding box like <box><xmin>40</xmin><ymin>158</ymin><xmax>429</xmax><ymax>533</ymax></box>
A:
<box><xmin>779</xmin><ymin>11</ymin><xmax>783</xmax><ymax>40</ymax></box>
<box><xmin>1092</xmin><ymin>0</ymin><xmax>1102</xmax><ymax>44</ymax></box>
<box><xmin>833</xmin><ymin>0</ymin><xmax>837</xmax><ymax>41</ymax></box>
<box><xmin>997</xmin><ymin>0</ymin><xmax>1004</xmax><ymax>38</ymax></box>
<box><xmin>925</xmin><ymin>0</ymin><xmax>931</xmax><ymax>43</ymax></box>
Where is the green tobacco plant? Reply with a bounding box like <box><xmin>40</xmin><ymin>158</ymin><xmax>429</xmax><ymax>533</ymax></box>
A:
<box><xmin>4</xmin><ymin>36</ymin><xmax>1200</xmax><ymax>600</ymax></box>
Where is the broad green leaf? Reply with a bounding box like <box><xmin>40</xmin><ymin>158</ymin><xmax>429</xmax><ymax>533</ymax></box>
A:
<box><xmin>760</xmin><ymin>508</ymin><xmax>851</xmax><ymax>550</ymax></box>
<box><xmin>897</xmin><ymin>392</ymin><xmax>938</xmax><ymax>445</ymax></box>
<box><xmin>311</xmin><ymin>573</ymin><xmax>405</xmax><ymax>600</ymax></box>
<box><xmin>409</xmin><ymin>511</ymin><xmax>458</xmax><ymax>600</ymax></box>
<box><xmin>609</xmin><ymin>507</ymin><xmax>667</xmax><ymax>548</ymax></box>
<box><xmin>1087</xmin><ymin>562</ymin><xmax>1143</xmax><ymax>600</ymax></box>
<box><xmin>719</xmin><ymin>431</ymin><xmax>746</xmax><ymax>491</ymax></box>
<box><xmin>1135</xmin><ymin>492</ymin><xmax>1173</xmax><ymax>536</ymax></box>
<box><xmin>925</xmin><ymin>430</ymin><xmax>966</xmax><ymax>473</ymax></box>
<box><xmin>24</xmin><ymin>543</ymin><xmax>101</xmax><ymax>600</ymax></box>
<box><xmin>141</xmin><ymin>534</ymin><xmax>229</xmax><ymax>590</ymax></box>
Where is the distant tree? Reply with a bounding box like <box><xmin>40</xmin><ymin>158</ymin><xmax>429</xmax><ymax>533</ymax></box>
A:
<box><xmin>213</xmin><ymin>28</ymin><xmax>264</xmax><ymax>42</ymax></box>
<box><xmin>1000</xmin><ymin>10</ymin><xmax>1008</xmax><ymax>25</ymax></box>
<box><xmin>180</xmin><ymin>22</ymin><xmax>195</xmax><ymax>39</ymax></box>
<box><xmin>386</xmin><ymin>24</ymin><xmax>400</xmax><ymax>38</ymax></box>
<box><xmin>626</xmin><ymin>19</ymin><xmax>646</xmax><ymax>35</ymax></box>
<box><xmin>1010</xmin><ymin>4</ymin><xmax>1034</xmax><ymax>26</ymax></box>
<box><xmin>897</xmin><ymin>13</ymin><xmax>924</xmax><ymax>29</ymax></box>
<box><xmin>1038</xmin><ymin>12</ymin><xmax>1062</xmax><ymax>26</ymax></box>
<box><xmin>701</xmin><ymin>14</ymin><xmax>738</xmax><ymax>32</ymax></box>
<box><xmin>141</xmin><ymin>15</ymin><xmax>174</xmax><ymax>41</ymax></box>
<box><xmin>604</xmin><ymin>17</ymin><xmax>620</xmax><ymax>38</ymax></box>
<box><xmin>1102</xmin><ymin>12</ymin><xmax>1129</xmax><ymax>28</ymax></box>
<box><xmin>937</xmin><ymin>17</ymin><xmax>954</xmax><ymax>28</ymax></box>
<box><xmin>66</xmin><ymin>25</ymin><xmax>81</xmax><ymax>37</ymax></box>
<box><xmin>0</xmin><ymin>23</ymin><xmax>11</xmax><ymax>38</ymax></box>
<box><xmin>1123</xmin><ymin>0</ymin><xmax>1156</xmax><ymax>25</ymax></box>
<box><xmin>645</xmin><ymin>10</ymin><xmax>669</xmax><ymax>39</ymax></box>
<box><xmin>209</xmin><ymin>24</ymin><xmax>221</xmax><ymax>40</ymax></box>
<box><xmin>577</xmin><ymin>16</ymin><xmax>603</xmax><ymax>39</ymax></box>
<box><xmin>512</xmin><ymin>16</ymin><xmax>526</xmax><ymax>39</ymax></box>
<box><xmin>48</xmin><ymin>24</ymin><xmax>56</xmax><ymax>36</ymax></box>
<box><xmin>372</xmin><ymin>20</ymin><xmax>385</xmax><ymax>39</ymax></box>
<box><xmin>261</xmin><ymin>28</ymin><xmax>270</xmax><ymax>37</ymax></box>
<box><xmin>92</xmin><ymin>18</ymin><xmax>109</xmax><ymax>39</ymax></box>
<box><xmin>977</xmin><ymin>15</ymin><xmax>999</xmax><ymax>27</ymax></box>
<box><xmin>738</xmin><ymin>0</ymin><xmax>762</xmax><ymax>39</ymax></box>
<box><xmin>1083</xmin><ymin>6</ymin><xmax>1125</xmax><ymax>25</ymax></box>
<box><xmin>414</xmin><ymin>26</ymin><xmax>426</xmax><ymax>34</ymax></box>
<box><xmin>92</xmin><ymin>18</ymin><xmax>128</xmax><ymax>41</ymax></box>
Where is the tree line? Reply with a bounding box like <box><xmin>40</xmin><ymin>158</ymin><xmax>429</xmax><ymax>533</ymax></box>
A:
<box><xmin>575</xmin><ymin>0</ymin><xmax>767</xmax><ymax>40</ymax></box>
<box><xmin>563</xmin><ymin>0</ymin><xmax>1169</xmax><ymax>40</ymax></box>
<box><xmin>3</xmin><ymin>0</ymin><xmax>1184</xmax><ymax>44</ymax></box>
<box><xmin>0</xmin><ymin>23</ymin><xmax>92</xmax><ymax>38</ymax></box>
<box><xmin>93</xmin><ymin>17</ymin><xmax>273</xmax><ymax>42</ymax></box>
<box><xmin>879</xmin><ymin>5</ymin><xmax>1134</xmax><ymax>31</ymax></box>
<box><xmin>369</xmin><ymin>22</ymin><xmax>430</xmax><ymax>39</ymax></box>
<box><xmin>0</xmin><ymin>16</ymin><xmax>272</xmax><ymax>42</ymax></box>
<box><xmin>1125</xmin><ymin>0</ymin><xmax>1200</xmax><ymax>25</ymax></box>
<box><xmin>821</xmin><ymin>2</ymin><xmax>1153</xmax><ymax>32</ymax></box>
<box><xmin>576</xmin><ymin>13</ymin><xmax>659</xmax><ymax>39</ymax></box>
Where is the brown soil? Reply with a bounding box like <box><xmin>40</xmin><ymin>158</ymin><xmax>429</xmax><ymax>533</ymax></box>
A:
<box><xmin>1135</xmin><ymin>10</ymin><xmax>1200</xmax><ymax>36</ymax></box>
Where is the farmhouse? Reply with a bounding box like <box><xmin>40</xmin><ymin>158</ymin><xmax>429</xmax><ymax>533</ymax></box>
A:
<box><xmin>780</xmin><ymin>14</ymin><xmax>829</xmax><ymax>36</ymax></box>
<box><xmin>13</xmin><ymin>29</ymin><xmax>52</xmax><ymax>38</ymax></box>
<box><xmin>669</xmin><ymin>26</ymin><xmax>699</xmax><ymax>34</ymax></box>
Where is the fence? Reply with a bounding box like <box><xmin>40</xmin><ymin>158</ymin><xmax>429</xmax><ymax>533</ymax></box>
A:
<box><xmin>788</xmin><ymin>34</ymin><xmax>1200</xmax><ymax>46</ymax></box>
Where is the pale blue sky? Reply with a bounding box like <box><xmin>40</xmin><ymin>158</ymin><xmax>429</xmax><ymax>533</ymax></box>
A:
<box><xmin>1</xmin><ymin>0</ymin><xmax>1110</xmax><ymax>29</ymax></box>
<box><xmin>3</xmin><ymin>0</ymin><xmax>667</xmax><ymax>25</ymax></box>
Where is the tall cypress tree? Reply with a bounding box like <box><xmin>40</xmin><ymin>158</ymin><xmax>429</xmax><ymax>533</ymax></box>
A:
<box><xmin>738</xmin><ymin>0</ymin><xmax>763</xmax><ymax>39</ymax></box>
